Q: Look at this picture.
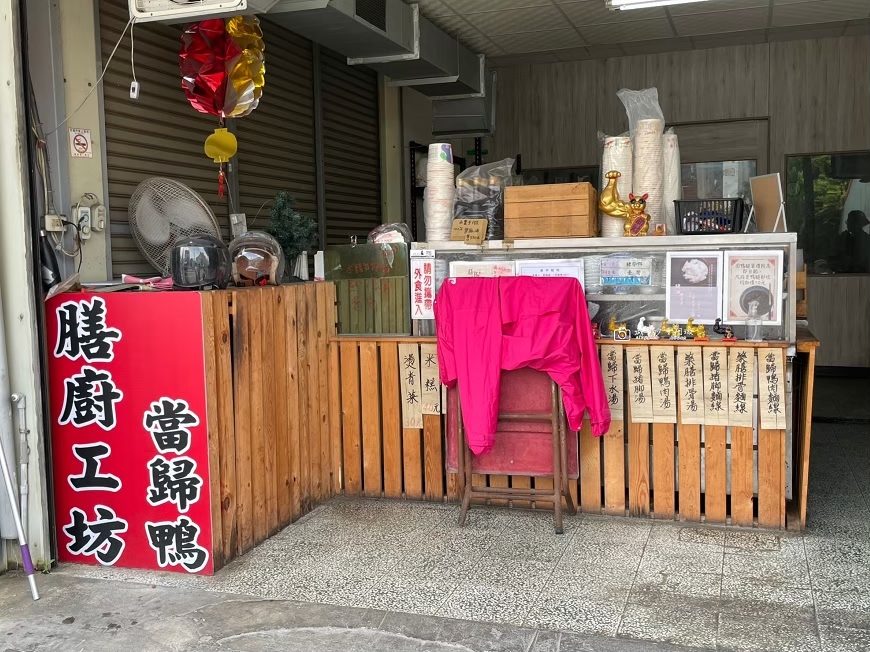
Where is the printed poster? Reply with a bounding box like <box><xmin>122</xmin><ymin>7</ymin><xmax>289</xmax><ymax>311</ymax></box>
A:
<box><xmin>515</xmin><ymin>259</ymin><xmax>585</xmax><ymax>288</ymax></box>
<box><xmin>665</xmin><ymin>251</ymin><xmax>723</xmax><ymax>325</ymax></box>
<box><xmin>723</xmin><ymin>250</ymin><xmax>784</xmax><ymax>325</ymax></box>
<box><xmin>47</xmin><ymin>293</ymin><xmax>213</xmax><ymax>574</ymax></box>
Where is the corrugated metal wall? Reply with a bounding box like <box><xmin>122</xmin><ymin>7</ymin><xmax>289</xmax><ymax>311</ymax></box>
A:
<box><xmin>235</xmin><ymin>20</ymin><xmax>317</xmax><ymax>233</ymax></box>
<box><xmin>100</xmin><ymin>0</ymin><xmax>229</xmax><ymax>277</ymax></box>
<box><xmin>320</xmin><ymin>47</ymin><xmax>381</xmax><ymax>245</ymax></box>
<box><xmin>100</xmin><ymin>1</ymin><xmax>380</xmax><ymax>276</ymax></box>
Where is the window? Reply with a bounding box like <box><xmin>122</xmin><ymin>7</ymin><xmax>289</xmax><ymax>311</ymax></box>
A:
<box><xmin>787</xmin><ymin>153</ymin><xmax>870</xmax><ymax>274</ymax></box>
<box><xmin>680</xmin><ymin>161</ymin><xmax>757</xmax><ymax>203</ymax></box>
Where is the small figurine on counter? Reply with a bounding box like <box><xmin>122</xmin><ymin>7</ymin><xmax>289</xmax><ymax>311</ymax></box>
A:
<box><xmin>713</xmin><ymin>318</ymin><xmax>737</xmax><ymax>342</ymax></box>
<box><xmin>635</xmin><ymin>317</ymin><xmax>658</xmax><ymax>340</ymax></box>
<box><xmin>659</xmin><ymin>318</ymin><xmax>685</xmax><ymax>340</ymax></box>
<box><xmin>685</xmin><ymin>317</ymin><xmax>708</xmax><ymax>341</ymax></box>
<box><xmin>591</xmin><ymin>321</ymin><xmax>601</xmax><ymax>340</ymax></box>
<box><xmin>608</xmin><ymin>316</ymin><xmax>631</xmax><ymax>341</ymax></box>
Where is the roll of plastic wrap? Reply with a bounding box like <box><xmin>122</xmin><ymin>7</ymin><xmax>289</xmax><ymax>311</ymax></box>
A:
<box><xmin>600</xmin><ymin>136</ymin><xmax>632</xmax><ymax>238</ymax></box>
<box><xmin>424</xmin><ymin>143</ymin><xmax>456</xmax><ymax>241</ymax></box>
<box><xmin>632</xmin><ymin>119</ymin><xmax>664</xmax><ymax>230</ymax></box>
<box><xmin>662</xmin><ymin>132</ymin><xmax>681</xmax><ymax>235</ymax></box>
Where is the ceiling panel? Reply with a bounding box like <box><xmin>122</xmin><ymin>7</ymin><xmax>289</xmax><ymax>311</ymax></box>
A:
<box><xmin>552</xmin><ymin>46</ymin><xmax>593</xmax><ymax>60</ymax></box>
<box><xmin>443</xmin><ymin>0</ymin><xmax>552</xmax><ymax>10</ymax></box>
<box><xmin>454</xmin><ymin>33</ymin><xmax>508</xmax><ymax>56</ymax></box>
<box><xmin>465</xmin><ymin>6</ymin><xmax>571</xmax><ymax>35</ymax></box>
<box><xmin>410</xmin><ymin>0</ymin><xmax>455</xmax><ymax>18</ymax></box>
<box><xmin>673</xmin><ymin>7</ymin><xmax>770</xmax><ymax>35</ymax></box>
<box><xmin>426</xmin><ymin>14</ymin><xmax>468</xmax><ymax>31</ymax></box>
<box><xmin>668</xmin><ymin>0</ymin><xmax>770</xmax><ymax>16</ymax></box>
<box><xmin>491</xmin><ymin>27</ymin><xmax>585</xmax><ymax>52</ymax></box>
<box><xmin>559</xmin><ymin>0</ymin><xmax>665</xmax><ymax>25</ymax></box>
<box><xmin>580</xmin><ymin>17</ymin><xmax>674</xmax><ymax>44</ymax></box>
<box><xmin>772</xmin><ymin>0</ymin><xmax>870</xmax><ymax>26</ymax></box>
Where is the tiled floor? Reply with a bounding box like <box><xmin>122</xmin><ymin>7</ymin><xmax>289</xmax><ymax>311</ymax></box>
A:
<box><xmin>60</xmin><ymin>421</ymin><xmax>870</xmax><ymax>651</ymax></box>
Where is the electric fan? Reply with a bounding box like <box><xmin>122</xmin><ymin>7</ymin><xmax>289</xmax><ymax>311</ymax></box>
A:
<box><xmin>128</xmin><ymin>177</ymin><xmax>222</xmax><ymax>275</ymax></box>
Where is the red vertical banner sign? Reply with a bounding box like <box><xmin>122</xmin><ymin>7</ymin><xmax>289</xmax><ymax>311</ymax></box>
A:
<box><xmin>46</xmin><ymin>292</ymin><xmax>214</xmax><ymax>574</ymax></box>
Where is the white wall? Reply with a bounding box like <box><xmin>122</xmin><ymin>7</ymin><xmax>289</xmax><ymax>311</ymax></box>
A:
<box><xmin>0</xmin><ymin>0</ymin><xmax>52</xmax><ymax>568</ymax></box>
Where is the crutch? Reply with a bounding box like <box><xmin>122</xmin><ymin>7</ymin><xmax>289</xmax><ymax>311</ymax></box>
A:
<box><xmin>0</xmin><ymin>441</ymin><xmax>38</xmax><ymax>600</ymax></box>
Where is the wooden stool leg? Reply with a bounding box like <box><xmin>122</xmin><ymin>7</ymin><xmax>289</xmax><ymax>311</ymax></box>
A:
<box><xmin>457</xmin><ymin>395</ymin><xmax>472</xmax><ymax>526</ymax></box>
<box><xmin>551</xmin><ymin>383</ymin><xmax>564</xmax><ymax>534</ymax></box>
<box><xmin>560</xmin><ymin>394</ymin><xmax>577</xmax><ymax>515</ymax></box>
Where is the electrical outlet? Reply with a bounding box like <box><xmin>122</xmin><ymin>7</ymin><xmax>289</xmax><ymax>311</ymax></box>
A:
<box><xmin>93</xmin><ymin>205</ymin><xmax>106</xmax><ymax>232</ymax></box>
<box><xmin>130</xmin><ymin>81</ymin><xmax>140</xmax><ymax>100</ymax></box>
<box><xmin>76</xmin><ymin>206</ymin><xmax>92</xmax><ymax>240</ymax></box>
<box><xmin>44</xmin><ymin>214</ymin><xmax>64</xmax><ymax>232</ymax></box>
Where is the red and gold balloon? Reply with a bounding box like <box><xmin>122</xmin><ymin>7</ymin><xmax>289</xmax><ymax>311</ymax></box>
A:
<box><xmin>180</xmin><ymin>15</ymin><xmax>265</xmax><ymax>195</ymax></box>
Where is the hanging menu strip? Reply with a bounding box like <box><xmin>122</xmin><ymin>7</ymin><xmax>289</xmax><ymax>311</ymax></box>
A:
<box><xmin>419</xmin><ymin>343</ymin><xmax>441</xmax><ymax>415</ymax></box>
<box><xmin>760</xmin><ymin>348</ymin><xmax>787</xmax><ymax>430</ymax></box>
<box><xmin>727</xmin><ymin>347</ymin><xmax>755</xmax><ymax>427</ymax></box>
<box><xmin>627</xmin><ymin>346</ymin><xmax>654</xmax><ymax>423</ymax></box>
<box><xmin>650</xmin><ymin>345</ymin><xmax>677</xmax><ymax>424</ymax></box>
<box><xmin>702</xmin><ymin>347</ymin><xmax>729</xmax><ymax>427</ymax></box>
<box><xmin>398</xmin><ymin>343</ymin><xmax>424</xmax><ymax>429</ymax></box>
<box><xmin>677</xmin><ymin>346</ymin><xmax>705</xmax><ymax>425</ymax></box>
<box><xmin>600</xmin><ymin>344</ymin><xmax>624</xmax><ymax>422</ymax></box>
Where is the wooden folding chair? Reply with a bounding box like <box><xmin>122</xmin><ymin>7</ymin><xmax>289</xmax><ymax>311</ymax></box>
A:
<box><xmin>456</xmin><ymin>380</ymin><xmax>577</xmax><ymax>534</ymax></box>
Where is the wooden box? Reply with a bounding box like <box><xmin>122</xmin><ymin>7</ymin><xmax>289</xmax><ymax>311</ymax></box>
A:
<box><xmin>504</xmin><ymin>183</ymin><xmax>598</xmax><ymax>239</ymax></box>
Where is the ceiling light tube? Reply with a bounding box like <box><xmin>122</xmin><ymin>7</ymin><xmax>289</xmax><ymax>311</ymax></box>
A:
<box><xmin>607</xmin><ymin>0</ymin><xmax>713</xmax><ymax>9</ymax></box>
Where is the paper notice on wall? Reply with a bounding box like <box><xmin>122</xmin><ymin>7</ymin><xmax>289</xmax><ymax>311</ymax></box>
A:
<box><xmin>398</xmin><ymin>343</ymin><xmax>423</xmax><ymax>428</ymax></box>
<box><xmin>627</xmin><ymin>346</ymin><xmax>654</xmax><ymax>423</ymax></box>
<box><xmin>420</xmin><ymin>343</ymin><xmax>441</xmax><ymax>415</ymax></box>
<box><xmin>703</xmin><ymin>347</ymin><xmax>729</xmax><ymax>426</ymax></box>
<box><xmin>728</xmin><ymin>347</ymin><xmax>755</xmax><ymax>427</ymax></box>
<box><xmin>760</xmin><ymin>349</ymin><xmax>787</xmax><ymax>430</ymax></box>
<box><xmin>600</xmin><ymin>344</ymin><xmax>624</xmax><ymax>422</ymax></box>
<box><xmin>676</xmin><ymin>346</ymin><xmax>705</xmax><ymax>425</ymax></box>
<box><xmin>410</xmin><ymin>249</ymin><xmax>435</xmax><ymax>320</ymax></box>
<box><xmin>650</xmin><ymin>345</ymin><xmax>677</xmax><ymax>424</ymax></box>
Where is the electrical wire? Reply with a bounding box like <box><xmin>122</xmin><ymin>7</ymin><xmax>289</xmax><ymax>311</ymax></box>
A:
<box><xmin>130</xmin><ymin>19</ymin><xmax>137</xmax><ymax>84</ymax></box>
<box><xmin>249</xmin><ymin>198</ymin><xmax>273</xmax><ymax>228</ymax></box>
<box><xmin>45</xmin><ymin>16</ymin><xmax>134</xmax><ymax>136</ymax></box>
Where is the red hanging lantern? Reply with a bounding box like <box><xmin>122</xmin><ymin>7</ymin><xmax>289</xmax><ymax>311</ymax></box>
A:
<box><xmin>180</xmin><ymin>16</ymin><xmax>265</xmax><ymax>194</ymax></box>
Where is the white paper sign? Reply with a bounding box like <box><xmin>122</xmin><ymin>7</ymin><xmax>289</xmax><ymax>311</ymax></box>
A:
<box><xmin>398</xmin><ymin>343</ymin><xmax>423</xmax><ymax>429</ymax></box>
<box><xmin>410</xmin><ymin>249</ymin><xmax>435</xmax><ymax>320</ymax></box>
<box><xmin>420</xmin><ymin>343</ymin><xmax>441</xmax><ymax>415</ymax></box>
<box><xmin>650</xmin><ymin>345</ymin><xmax>677</xmax><ymax>424</ymax></box>
<box><xmin>600</xmin><ymin>344</ymin><xmax>624</xmax><ymax>422</ymax></box>
<box><xmin>68</xmin><ymin>128</ymin><xmax>93</xmax><ymax>158</ymax></box>
<box><xmin>627</xmin><ymin>346</ymin><xmax>654</xmax><ymax>423</ymax></box>
<box><xmin>728</xmin><ymin>347</ymin><xmax>755</xmax><ymax>427</ymax></box>
<box><xmin>703</xmin><ymin>347</ymin><xmax>729</xmax><ymax>426</ymax></box>
<box><xmin>760</xmin><ymin>349</ymin><xmax>787</xmax><ymax>430</ymax></box>
<box><xmin>449</xmin><ymin>261</ymin><xmax>515</xmax><ymax>278</ymax></box>
<box><xmin>677</xmin><ymin>346</ymin><xmax>705</xmax><ymax>425</ymax></box>
<box><xmin>515</xmin><ymin>259</ymin><xmax>585</xmax><ymax>288</ymax></box>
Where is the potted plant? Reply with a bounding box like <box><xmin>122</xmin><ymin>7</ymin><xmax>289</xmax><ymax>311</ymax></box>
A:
<box><xmin>265</xmin><ymin>191</ymin><xmax>318</xmax><ymax>281</ymax></box>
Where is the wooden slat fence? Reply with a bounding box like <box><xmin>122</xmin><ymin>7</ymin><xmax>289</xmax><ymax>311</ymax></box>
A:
<box><xmin>332</xmin><ymin>337</ymin><xmax>797</xmax><ymax>529</ymax></box>
<box><xmin>201</xmin><ymin>283</ymin><xmax>339</xmax><ymax>570</ymax></box>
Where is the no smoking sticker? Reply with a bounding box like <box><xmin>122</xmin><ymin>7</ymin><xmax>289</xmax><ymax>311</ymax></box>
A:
<box><xmin>68</xmin><ymin>128</ymin><xmax>93</xmax><ymax>159</ymax></box>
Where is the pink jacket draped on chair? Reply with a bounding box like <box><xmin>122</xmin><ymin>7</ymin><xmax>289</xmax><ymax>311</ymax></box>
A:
<box><xmin>435</xmin><ymin>276</ymin><xmax>611</xmax><ymax>455</ymax></box>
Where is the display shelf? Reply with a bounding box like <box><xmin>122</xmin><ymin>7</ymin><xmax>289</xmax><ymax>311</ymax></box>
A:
<box><xmin>589</xmin><ymin>293</ymin><xmax>666</xmax><ymax>301</ymax></box>
<box><xmin>593</xmin><ymin>338</ymin><xmax>790</xmax><ymax>348</ymax></box>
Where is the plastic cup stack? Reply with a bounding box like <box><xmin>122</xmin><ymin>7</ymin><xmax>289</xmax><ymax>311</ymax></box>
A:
<box><xmin>424</xmin><ymin>143</ymin><xmax>456</xmax><ymax>242</ymax></box>
<box><xmin>600</xmin><ymin>136</ymin><xmax>632</xmax><ymax>238</ymax></box>
<box><xmin>632</xmin><ymin>118</ymin><xmax>665</xmax><ymax>230</ymax></box>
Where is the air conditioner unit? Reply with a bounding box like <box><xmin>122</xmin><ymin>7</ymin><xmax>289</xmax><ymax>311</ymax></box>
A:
<box><xmin>129</xmin><ymin>0</ymin><xmax>279</xmax><ymax>23</ymax></box>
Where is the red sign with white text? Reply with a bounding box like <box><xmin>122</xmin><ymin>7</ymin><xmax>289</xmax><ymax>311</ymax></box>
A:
<box><xmin>47</xmin><ymin>292</ymin><xmax>213</xmax><ymax>574</ymax></box>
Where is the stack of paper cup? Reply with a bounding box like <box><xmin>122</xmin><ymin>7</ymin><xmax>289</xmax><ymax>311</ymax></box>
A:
<box><xmin>424</xmin><ymin>143</ymin><xmax>456</xmax><ymax>241</ymax></box>
<box><xmin>662</xmin><ymin>132</ymin><xmax>681</xmax><ymax>235</ymax></box>
<box><xmin>632</xmin><ymin>118</ymin><xmax>665</xmax><ymax>231</ymax></box>
<box><xmin>600</xmin><ymin>136</ymin><xmax>632</xmax><ymax>237</ymax></box>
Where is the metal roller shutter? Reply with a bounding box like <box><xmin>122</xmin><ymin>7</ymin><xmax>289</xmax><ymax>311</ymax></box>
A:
<box><xmin>235</xmin><ymin>20</ymin><xmax>317</xmax><ymax>233</ymax></box>
<box><xmin>100</xmin><ymin>0</ymin><xmax>230</xmax><ymax>277</ymax></box>
<box><xmin>320</xmin><ymin>48</ymin><xmax>381</xmax><ymax>245</ymax></box>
